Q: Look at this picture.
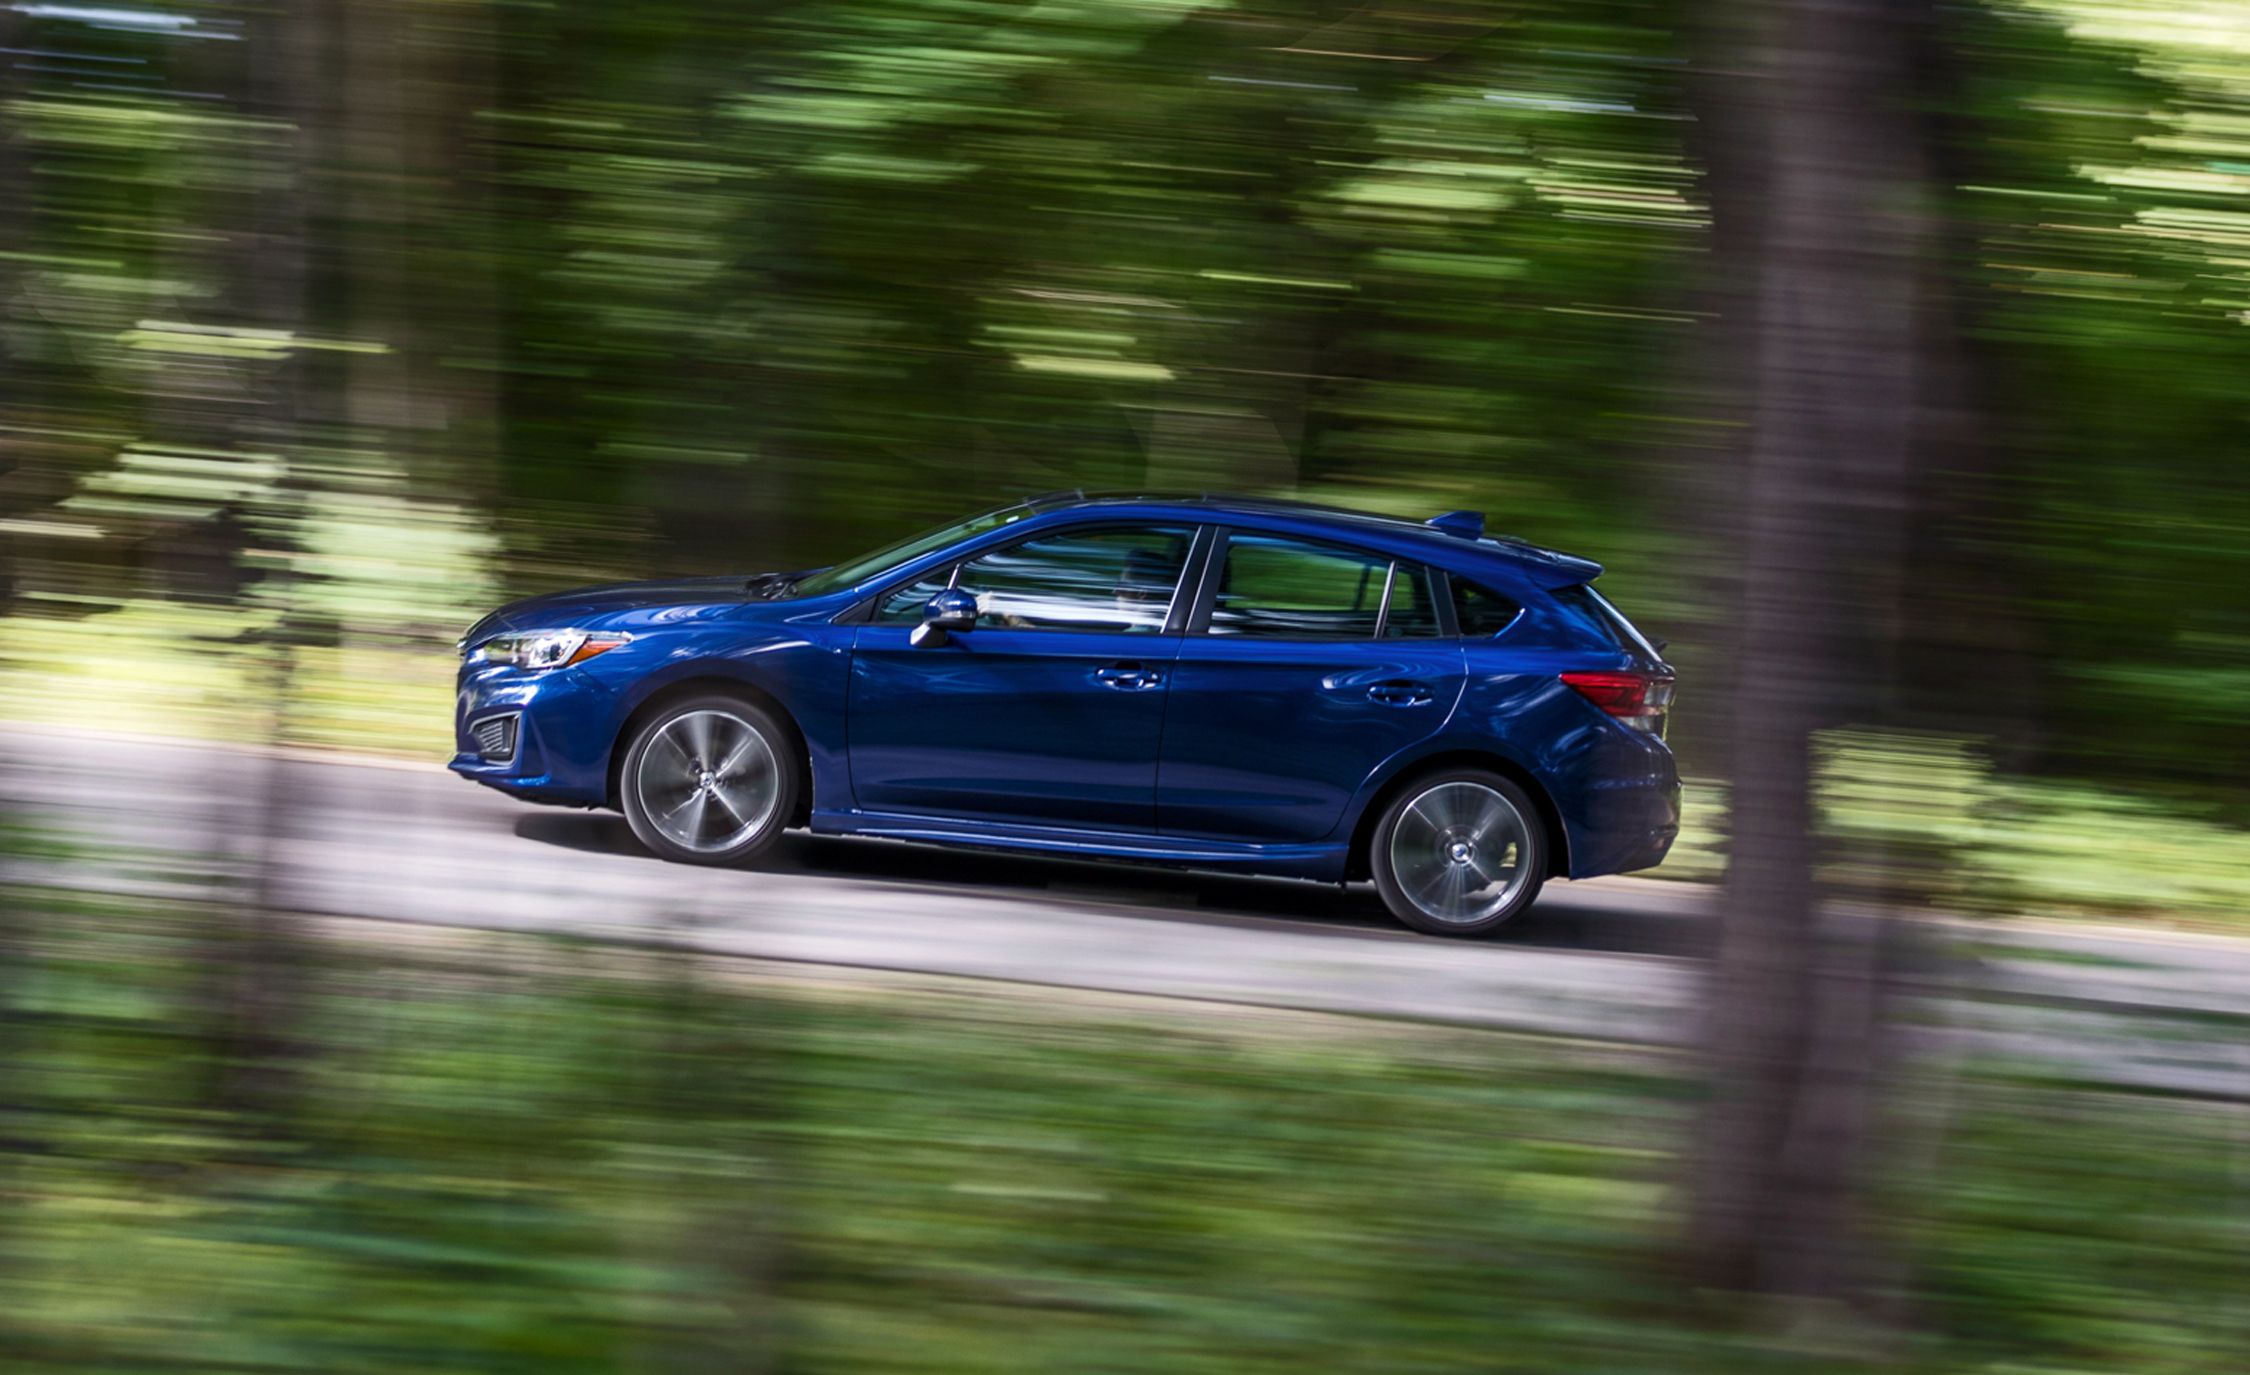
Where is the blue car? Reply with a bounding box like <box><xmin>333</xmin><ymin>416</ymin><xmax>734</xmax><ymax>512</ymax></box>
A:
<box><xmin>452</xmin><ymin>493</ymin><xmax>1679</xmax><ymax>936</ymax></box>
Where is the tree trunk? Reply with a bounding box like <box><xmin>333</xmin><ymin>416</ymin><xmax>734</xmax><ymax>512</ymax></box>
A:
<box><xmin>0</xmin><ymin>4</ymin><xmax>27</xmax><ymax>609</ymax></box>
<box><xmin>1688</xmin><ymin>0</ymin><xmax>1932</xmax><ymax>1306</ymax></box>
<box><xmin>203</xmin><ymin>0</ymin><xmax>340</xmax><ymax>1125</ymax></box>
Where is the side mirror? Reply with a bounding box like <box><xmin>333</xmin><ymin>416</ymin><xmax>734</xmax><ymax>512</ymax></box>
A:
<box><xmin>910</xmin><ymin>588</ymin><xmax>979</xmax><ymax>647</ymax></box>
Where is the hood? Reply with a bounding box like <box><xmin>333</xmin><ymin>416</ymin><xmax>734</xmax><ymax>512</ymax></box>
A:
<box><xmin>461</xmin><ymin>572</ymin><xmax>776</xmax><ymax>646</ymax></box>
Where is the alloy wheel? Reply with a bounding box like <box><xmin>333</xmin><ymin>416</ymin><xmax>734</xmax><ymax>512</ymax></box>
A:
<box><xmin>1386</xmin><ymin>780</ymin><xmax>1533</xmax><ymax>925</ymax></box>
<box><xmin>633</xmin><ymin>708</ymin><xmax>782</xmax><ymax>854</ymax></box>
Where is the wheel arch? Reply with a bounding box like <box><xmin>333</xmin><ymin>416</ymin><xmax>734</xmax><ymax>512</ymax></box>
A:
<box><xmin>607</xmin><ymin>673</ymin><xmax>815</xmax><ymax>824</ymax></box>
<box><xmin>1343</xmin><ymin>748</ymin><xmax>1570</xmax><ymax>883</ymax></box>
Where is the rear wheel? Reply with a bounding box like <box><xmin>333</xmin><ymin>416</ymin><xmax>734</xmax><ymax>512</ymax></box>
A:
<box><xmin>619</xmin><ymin>695</ymin><xmax>799</xmax><ymax>866</ymax></box>
<box><xmin>1370</xmin><ymin>770</ymin><xmax>1546</xmax><ymax>936</ymax></box>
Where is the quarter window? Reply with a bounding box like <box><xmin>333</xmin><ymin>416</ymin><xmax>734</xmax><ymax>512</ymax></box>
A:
<box><xmin>940</xmin><ymin>525</ymin><xmax>1196</xmax><ymax>634</ymax></box>
<box><xmin>1452</xmin><ymin>579</ymin><xmax>1522</xmax><ymax>638</ymax></box>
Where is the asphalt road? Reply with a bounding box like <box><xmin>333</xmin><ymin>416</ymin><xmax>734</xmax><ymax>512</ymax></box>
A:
<box><xmin>8</xmin><ymin>726</ymin><xmax>2247</xmax><ymax>1095</ymax></box>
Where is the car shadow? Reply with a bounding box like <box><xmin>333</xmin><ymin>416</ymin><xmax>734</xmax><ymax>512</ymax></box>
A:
<box><xmin>510</xmin><ymin>811</ymin><xmax>1715</xmax><ymax>957</ymax></box>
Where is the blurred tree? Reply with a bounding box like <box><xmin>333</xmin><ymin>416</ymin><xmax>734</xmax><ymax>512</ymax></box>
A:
<box><xmin>0</xmin><ymin>9</ymin><xmax>23</xmax><ymax>1296</ymax></box>
<box><xmin>201</xmin><ymin>0</ymin><xmax>337</xmax><ymax>1125</ymax></box>
<box><xmin>0</xmin><ymin>0</ymin><xmax>2239</xmax><ymax>809</ymax></box>
<box><xmin>0</xmin><ymin>7</ymin><xmax>19</xmax><ymax>616</ymax></box>
<box><xmin>1686</xmin><ymin>0</ymin><xmax>1930</xmax><ymax>1306</ymax></box>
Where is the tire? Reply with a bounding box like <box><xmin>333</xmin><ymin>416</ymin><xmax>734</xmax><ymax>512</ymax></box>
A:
<box><xmin>619</xmin><ymin>694</ymin><xmax>801</xmax><ymax>866</ymax></box>
<box><xmin>1370</xmin><ymin>769</ymin><xmax>1548</xmax><ymax>937</ymax></box>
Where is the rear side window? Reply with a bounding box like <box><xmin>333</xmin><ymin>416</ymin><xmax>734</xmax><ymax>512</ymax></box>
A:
<box><xmin>1209</xmin><ymin>534</ymin><xmax>1388</xmax><ymax>640</ymax></box>
<box><xmin>1382</xmin><ymin>564</ymin><xmax>1442</xmax><ymax>639</ymax></box>
<box><xmin>1451</xmin><ymin>579</ymin><xmax>1522</xmax><ymax>638</ymax></box>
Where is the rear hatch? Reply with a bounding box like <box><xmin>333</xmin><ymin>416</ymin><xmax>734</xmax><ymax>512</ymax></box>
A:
<box><xmin>1553</xmin><ymin>583</ymin><xmax>1675</xmax><ymax>734</ymax></box>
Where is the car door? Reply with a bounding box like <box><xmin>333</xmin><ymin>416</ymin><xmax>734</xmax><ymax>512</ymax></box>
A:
<box><xmin>1157</xmin><ymin>530</ymin><xmax>1465</xmax><ymax>843</ymax></box>
<box><xmin>847</xmin><ymin>522</ymin><xmax>1202</xmax><ymax>831</ymax></box>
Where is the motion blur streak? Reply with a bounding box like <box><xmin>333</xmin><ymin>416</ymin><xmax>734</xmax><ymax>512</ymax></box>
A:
<box><xmin>1</xmin><ymin>0</ymin><xmax>2245</xmax><ymax>1369</ymax></box>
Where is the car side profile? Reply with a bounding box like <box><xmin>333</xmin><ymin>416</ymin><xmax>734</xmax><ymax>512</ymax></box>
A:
<box><xmin>450</xmin><ymin>493</ymin><xmax>1680</xmax><ymax>935</ymax></box>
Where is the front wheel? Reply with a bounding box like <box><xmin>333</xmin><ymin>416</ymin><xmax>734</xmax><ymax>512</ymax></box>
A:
<box><xmin>1370</xmin><ymin>771</ymin><xmax>1547</xmax><ymax>937</ymax></box>
<box><xmin>619</xmin><ymin>695</ymin><xmax>800</xmax><ymax>866</ymax></box>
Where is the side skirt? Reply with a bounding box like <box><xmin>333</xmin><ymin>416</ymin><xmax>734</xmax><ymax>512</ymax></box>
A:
<box><xmin>808</xmin><ymin>809</ymin><xmax>1351</xmax><ymax>882</ymax></box>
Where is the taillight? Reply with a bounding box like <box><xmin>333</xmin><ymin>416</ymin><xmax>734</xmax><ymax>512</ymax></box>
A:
<box><xmin>1560</xmin><ymin>671</ymin><xmax>1675</xmax><ymax>732</ymax></box>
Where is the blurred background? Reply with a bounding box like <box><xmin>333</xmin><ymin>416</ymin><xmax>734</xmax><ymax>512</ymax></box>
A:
<box><xmin>2</xmin><ymin>0</ymin><xmax>2247</xmax><ymax>1370</ymax></box>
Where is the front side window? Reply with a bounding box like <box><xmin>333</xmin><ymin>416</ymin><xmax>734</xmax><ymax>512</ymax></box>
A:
<box><xmin>943</xmin><ymin>524</ymin><xmax>1195</xmax><ymax>634</ymax></box>
<box><xmin>1207</xmin><ymin>533</ymin><xmax>1395</xmax><ymax>640</ymax></box>
<box><xmin>873</xmin><ymin>569</ymin><xmax>955</xmax><ymax>623</ymax></box>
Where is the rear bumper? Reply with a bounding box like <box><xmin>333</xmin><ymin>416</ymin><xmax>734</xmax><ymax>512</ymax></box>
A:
<box><xmin>1564</xmin><ymin>770</ymin><xmax>1681</xmax><ymax>878</ymax></box>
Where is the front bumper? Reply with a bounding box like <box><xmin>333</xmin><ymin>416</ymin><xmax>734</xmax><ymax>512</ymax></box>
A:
<box><xmin>449</xmin><ymin>661</ymin><xmax>620</xmax><ymax>805</ymax></box>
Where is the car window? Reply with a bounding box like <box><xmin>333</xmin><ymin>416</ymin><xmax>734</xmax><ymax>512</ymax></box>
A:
<box><xmin>1382</xmin><ymin>564</ymin><xmax>1442</xmax><ymax>639</ymax></box>
<box><xmin>1550</xmin><ymin>583</ymin><xmax>1659</xmax><ymax>657</ymax></box>
<box><xmin>1452</xmin><ymin>578</ymin><xmax>1522</xmax><ymax>637</ymax></box>
<box><xmin>1207</xmin><ymin>533</ymin><xmax>1394</xmax><ymax>640</ymax></box>
<box><xmin>792</xmin><ymin>501</ymin><xmax>1035</xmax><ymax>598</ymax></box>
<box><xmin>949</xmin><ymin>525</ymin><xmax>1196</xmax><ymax>634</ymax></box>
<box><xmin>872</xmin><ymin>569</ymin><xmax>956</xmax><ymax>624</ymax></box>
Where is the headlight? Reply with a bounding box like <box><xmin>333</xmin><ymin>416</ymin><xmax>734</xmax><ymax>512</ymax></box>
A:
<box><xmin>472</xmin><ymin>628</ymin><xmax>630</xmax><ymax>671</ymax></box>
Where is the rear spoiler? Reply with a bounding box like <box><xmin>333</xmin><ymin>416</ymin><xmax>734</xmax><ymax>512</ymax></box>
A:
<box><xmin>1492</xmin><ymin>539</ymin><xmax>1604</xmax><ymax>588</ymax></box>
<box><xmin>1425</xmin><ymin>510</ymin><xmax>1603</xmax><ymax>587</ymax></box>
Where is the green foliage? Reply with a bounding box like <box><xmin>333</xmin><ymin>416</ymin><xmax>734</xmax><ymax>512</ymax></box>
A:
<box><xmin>1661</xmin><ymin>738</ymin><xmax>2250</xmax><ymax>926</ymax></box>
<box><xmin>0</xmin><ymin>1</ymin><xmax>2245</xmax><ymax>810</ymax></box>
<box><xmin>5</xmin><ymin>903</ymin><xmax>2246</xmax><ymax>1373</ymax></box>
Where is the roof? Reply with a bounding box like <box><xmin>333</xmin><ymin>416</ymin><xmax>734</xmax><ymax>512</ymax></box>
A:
<box><xmin>1014</xmin><ymin>489</ymin><xmax>1605</xmax><ymax>586</ymax></box>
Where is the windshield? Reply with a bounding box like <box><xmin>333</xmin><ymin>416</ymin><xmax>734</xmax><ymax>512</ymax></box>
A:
<box><xmin>788</xmin><ymin>501</ymin><xmax>1037</xmax><ymax>598</ymax></box>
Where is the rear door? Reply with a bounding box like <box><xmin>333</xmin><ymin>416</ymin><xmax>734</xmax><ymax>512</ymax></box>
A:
<box><xmin>847</xmin><ymin>522</ymin><xmax>1201</xmax><ymax>831</ymax></box>
<box><xmin>1157</xmin><ymin>529</ymin><xmax>1464</xmax><ymax>842</ymax></box>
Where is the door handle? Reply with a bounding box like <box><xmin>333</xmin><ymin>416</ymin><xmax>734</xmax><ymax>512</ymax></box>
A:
<box><xmin>1366</xmin><ymin>680</ymin><xmax>1434</xmax><ymax>706</ymax></box>
<box><xmin>1095</xmin><ymin>662</ymin><xmax>1163</xmax><ymax>690</ymax></box>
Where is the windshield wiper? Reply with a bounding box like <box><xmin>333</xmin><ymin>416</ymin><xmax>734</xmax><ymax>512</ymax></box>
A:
<box><xmin>742</xmin><ymin>572</ymin><xmax>791</xmax><ymax>598</ymax></box>
<box><xmin>745</xmin><ymin>569</ymin><xmax>821</xmax><ymax>600</ymax></box>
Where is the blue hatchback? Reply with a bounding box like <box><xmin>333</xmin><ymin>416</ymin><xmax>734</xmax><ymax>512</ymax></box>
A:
<box><xmin>451</xmin><ymin>493</ymin><xmax>1679</xmax><ymax>935</ymax></box>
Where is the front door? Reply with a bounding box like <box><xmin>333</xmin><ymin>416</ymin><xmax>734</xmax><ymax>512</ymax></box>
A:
<box><xmin>847</xmin><ymin>522</ymin><xmax>1199</xmax><ymax>831</ymax></box>
<box><xmin>1158</xmin><ymin>530</ymin><xmax>1465</xmax><ymax>842</ymax></box>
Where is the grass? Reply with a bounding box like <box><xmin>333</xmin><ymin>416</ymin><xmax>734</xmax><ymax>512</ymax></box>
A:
<box><xmin>5</xmin><ymin>897</ymin><xmax>2248</xmax><ymax>1374</ymax></box>
<box><xmin>1655</xmin><ymin>735</ymin><xmax>2250</xmax><ymax>930</ymax></box>
<box><xmin>1944</xmin><ymin>940</ymin><xmax>2162</xmax><ymax>970</ymax></box>
<box><xmin>0</xmin><ymin>599</ymin><xmax>456</xmax><ymax>756</ymax></box>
